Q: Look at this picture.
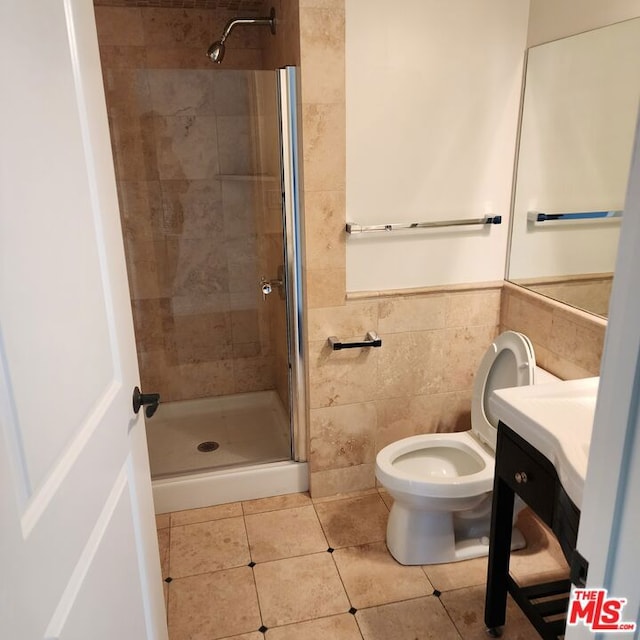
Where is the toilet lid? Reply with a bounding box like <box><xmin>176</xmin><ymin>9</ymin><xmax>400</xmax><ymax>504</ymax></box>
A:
<box><xmin>471</xmin><ymin>331</ymin><xmax>535</xmax><ymax>451</ymax></box>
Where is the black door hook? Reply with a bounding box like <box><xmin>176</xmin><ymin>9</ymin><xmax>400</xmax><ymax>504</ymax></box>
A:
<box><xmin>132</xmin><ymin>386</ymin><xmax>160</xmax><ymax>418</ymax></box>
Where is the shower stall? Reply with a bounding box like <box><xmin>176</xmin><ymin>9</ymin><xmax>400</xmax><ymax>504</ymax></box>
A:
<box><xmin>95</xmin><ymin>5</ymin><xmax>306</xmax><ymax>511</ymax></box>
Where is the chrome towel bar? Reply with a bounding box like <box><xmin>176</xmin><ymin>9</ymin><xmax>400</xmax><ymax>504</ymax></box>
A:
<box><xmin>328</xmin><ymin>331</ymin><xmax>382</xmax><ymax>351</ymax></box>
<box><xmin>527</xmin><ymin>210</ymin><xmax>623</xmax><ymax>223</ymax></box>
<box><xmin>345</xmin><ymin>215</ymin><xmax>502</xmax><ymax>234</ymax></box>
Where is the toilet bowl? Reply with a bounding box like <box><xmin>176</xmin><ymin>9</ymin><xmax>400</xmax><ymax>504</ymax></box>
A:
<box><xmin>375</xmin><ymin>330</ymin><xmax>558</xmax><ymax>565</ymax></box>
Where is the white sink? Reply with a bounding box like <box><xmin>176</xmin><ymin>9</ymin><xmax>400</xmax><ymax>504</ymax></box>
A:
<box><xmin>489</xmin><ymin>377</ymin><xmax>599</xmax><ymax>509</ymax></box>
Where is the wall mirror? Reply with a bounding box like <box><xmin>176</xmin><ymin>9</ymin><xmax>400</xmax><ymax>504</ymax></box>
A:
<box><xmin>507</xmin><ymin>18</ymin><xmax>640</xmax><ymax>318</ymax></box>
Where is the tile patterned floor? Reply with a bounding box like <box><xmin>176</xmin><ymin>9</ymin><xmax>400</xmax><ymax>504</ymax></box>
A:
<box><xmin>156</xmin><ymin>490</ymin><xmax>569</xmax><ymax>640</ymax></box>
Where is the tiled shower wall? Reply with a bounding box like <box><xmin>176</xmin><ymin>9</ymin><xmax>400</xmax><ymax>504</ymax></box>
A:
<box><xmin>95</xmin><ymin>6</ymin><xmax>285</xmax><ymax>402</ymax></box>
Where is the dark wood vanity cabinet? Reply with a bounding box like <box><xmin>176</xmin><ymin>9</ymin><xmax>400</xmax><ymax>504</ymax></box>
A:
<box><xmin>484</xmin><ymin>422</ymin><xmax>581</xmax><ymax>639</ymax></box>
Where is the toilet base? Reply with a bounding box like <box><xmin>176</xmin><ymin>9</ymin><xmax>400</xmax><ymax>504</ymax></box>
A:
<box><xmin>385</xmin><ymin>501</ymin><xmax>526</xmax><ymax>565</ymax></box>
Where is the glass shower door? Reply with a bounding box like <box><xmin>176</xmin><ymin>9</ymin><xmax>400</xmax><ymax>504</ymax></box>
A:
<box><xmin>142</xmin><ymin>67</ymin><xmax>300</xmax><ymax>477</ymax></box>
<box><xmin>104</xmin><ymin>62</ymin><xmax>303</xmax><ymax>478</ymax></box>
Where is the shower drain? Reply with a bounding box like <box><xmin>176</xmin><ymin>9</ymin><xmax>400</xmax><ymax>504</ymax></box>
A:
<box><xmin>197</xmin><ymin>441</ymin><xmax>220</xmax><ymax>453</ymax></box>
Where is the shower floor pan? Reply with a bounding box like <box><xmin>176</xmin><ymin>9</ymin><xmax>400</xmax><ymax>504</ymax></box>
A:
<box><xmin>146</xmin><ymin>390</ymin><xmax>291</xmax><ymax>479</ymax></box>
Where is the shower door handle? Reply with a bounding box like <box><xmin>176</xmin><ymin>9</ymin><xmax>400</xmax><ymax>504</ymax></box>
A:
<box><xmin>260</xmin><ymin>278</ymin><xmax>275</xmax><ymax>296</ymax></box>
<box><xmin>260</xmin><ymin>270</ymin><xmax>285</xmax><ymax>300</ymax></box>
<box><xmin>132</xmin><ymin>386</ymin><xmax>160</xmax><ymax>418</ymax></box>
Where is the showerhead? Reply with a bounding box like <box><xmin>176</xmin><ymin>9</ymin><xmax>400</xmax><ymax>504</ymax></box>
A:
<box><xmin>207</xmin><ymin>7</ymin><xmax>276</xmax><ymax>65</ymax></box>
<box><xmin>207</xmin><ymin>40</ymin><xmax>226</xmax><ymax>64</ymax></box>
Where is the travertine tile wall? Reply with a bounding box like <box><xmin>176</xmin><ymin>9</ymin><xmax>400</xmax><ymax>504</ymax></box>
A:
<box><xmin>297</xmin><ymin>0</ymin><xmax>346</xmax><ymax>491</ymax></box>
<box><xmin>295</xmin><ymin>1</ymin><xmax>510</xmax><ymax>497</ymax></box>
<box><xmin>298</xmin><ymin>0</ymin><xmax>347</xmax><ymax>309</ymax></box>
<box><xmin>96</xmin><ymin>4</ymin><xmax>265</xmax><ymax>70</ymax></box>
<box><xmin>95</xmin><ymin>6</ymin><xmax>282</xmax><ymax>401</ymax></box>
<box><xmin>501</xmin><ymin>282</ymin><xmax>606</xmax><ymax>379</ymax></box>
<box><xmin>516</xmin><ymin>275</ymin><xmax>613</xmax><ymax>318</ymax></box>
<box><xmin>306</xmin><ymin>287</ymin><xmax>503</xmax><ymax>497</ymax></box>
<box><xmin>260</xmin><ymin>0</ymin><xmax>301</xmax><ymax>70</ymax></box>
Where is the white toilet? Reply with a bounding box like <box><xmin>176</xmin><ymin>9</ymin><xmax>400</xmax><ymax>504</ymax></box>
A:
<box><xmin>375</xmin><ymin>330</ymin><xmax>558</xmax><ymax>565</ymax></box>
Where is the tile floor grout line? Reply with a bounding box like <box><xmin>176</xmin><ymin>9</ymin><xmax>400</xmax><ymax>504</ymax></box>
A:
<box><xmin>165</xmin><ymin>516</ymin><xmax>174</xmax><ymax>632</ymax></box>
<box><xmin>354</xmin><ymin>591</ymin><xmax>446</xmax><ymax>612</ymax></box>
<box><xmin>311</xmin><ymin>501</ymin><xmax>333</xmax><ymax>549</ymax></box>
<box><xmin>168</xmin><ymin>513</ymin><xmax>242</xmax><ymax>528</ymax></box>
<box><xmin>247</xmin><ymin>548</ymin><xmax>340</xmax><ymax>569</ymax></box>
<box><xmin>253</xmin><ymin>610</ymin><xmax>367</xmax><ymax>638</ymax></box>
<box><xmin>241</xmin><ymin>492</ymin><xmax>313</xmax><ymax>517</ymax></box>
<box><xmin>309</xmin><ymin>502</ymin><xmax>330</xmax><ymax>553</ymax></box>
<box><xmin>241</xmin><ymin>508</ymin><xmax>254</xmax><ymax>564</ymax></box>
<box><xmin>166</xmin><ymin>519</ymin><xmax>173</xmax><ymax>580</ymax></box>
<box><xmin>165</xmin><ymin>580</ymin><xmax>172</xmax><ymax>629</ymax></box>
<box><xmin>246</xmin><ymin>549</ymin><xmax>267</xmax><ymax>636</ymax></box>
<box><xmin>437</xmin><ymin>593</ymin><xmax>467</xmax><ymax>640</ymax></box>
<box><xmin>162</xmin><ymin>560</ymin><xmax>257</xmax><ymax>583</ymax></box>
<box><xmin>420</xmin><ymin>563</ymin><xmax>433</xmax><ymax>584</ymax></box>
<box><xmin>432</xmin><ymin>582</ymin><xmax>492</xmax><ymax>596</ymax></box>
<box><xmin>240</xmin><ymin>501</ymin><xmax>266</xmax><ymax>638</ymax></box>
<box><xmin>376</xmin><ymin>488</ymin><xmax>392</xmax><ymax>513</ymax></box>
<box><xmin>352</xmin><ymin>613</ymin><xmax>366</xmax><ymax>640</ymax></box>
<box><xmin>165</xmin><ymin>522</ymin><xmax>172</xmax><ymax>580</ymax></box>
<box><xmin>310</xmin><ymin>488</ymin><xmax>380</xmax><ymax>506</ymax></box>
<box><xmin>164</xmin><ymin>519</ymin><xmax>172</xmax><ymax>626</ymax></box>
<box><xmin>327</xmin><ymin>545</ymin><xmax>355</xmax><ymax>613</ymax></box>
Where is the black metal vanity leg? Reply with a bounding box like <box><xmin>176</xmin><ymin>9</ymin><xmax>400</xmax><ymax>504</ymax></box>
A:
<box><xmin>485</xmin><ymin>475</ymin><xmax>515</xmax><ymax>633</ymax></box>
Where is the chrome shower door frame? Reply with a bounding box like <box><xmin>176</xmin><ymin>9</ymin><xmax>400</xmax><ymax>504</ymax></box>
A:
<box><xmin>277</xmin><ymin>66</ymin><xmax>307</xmax><ymax>463</ymax></box>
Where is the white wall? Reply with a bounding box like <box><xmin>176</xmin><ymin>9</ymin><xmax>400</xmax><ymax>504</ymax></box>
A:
<box><xmin>509</xmin><ymin>18</ymin><xmax>640</xmax><ymax>280</ymax></box>
<box><xmin>345</xmin><ymin>0</ymin><xmax>529</xmax><ymax>292</ymax></box>
<box><xmin>527</xmin><ymin>0</ymin><xmax>640</xmax><ymax>46</ymax></box>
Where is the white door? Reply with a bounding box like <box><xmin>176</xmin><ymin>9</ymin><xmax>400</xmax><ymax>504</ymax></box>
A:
<box><xmin>0</xmin><ymin>1</ymin><xmax>167</xmax><ymax>639</ymax></box>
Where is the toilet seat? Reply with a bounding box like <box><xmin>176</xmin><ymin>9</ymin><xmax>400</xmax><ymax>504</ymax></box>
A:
<box><xmin>375</xmin><ymin>432</ymin><xmax>495</xmax><ymax>499</ymax></box>
<box><xmin>376</xmin><ymin>331</ymin><xmax>537</xmax><ymax>501</ymax></box>
<box><xmin>471</xmin><ymin>331</ymin><xmax>534</xmax><ymax>452</ymax></box>
<box><xmin>374</xmin><ymin>330</ymin><xmax>550</xmax><ymax>565</ymax></box>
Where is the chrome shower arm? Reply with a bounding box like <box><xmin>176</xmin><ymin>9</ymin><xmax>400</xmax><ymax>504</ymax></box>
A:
<box><xmin>221</xmin><ymin>10</ymin><xmax>276</xmax><ymax>42</ymax></box>
<box><xmin>207</xmin><ymin>7</ymin><xmax>276</xmax><ymax>63</ymax></box>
